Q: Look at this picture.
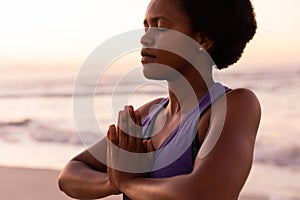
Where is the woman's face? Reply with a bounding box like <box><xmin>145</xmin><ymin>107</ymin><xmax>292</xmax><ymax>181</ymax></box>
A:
<box><xmin>141</xmin><ymin>0</ymin><xmax>200</xmax><ymax>81</ymax></box>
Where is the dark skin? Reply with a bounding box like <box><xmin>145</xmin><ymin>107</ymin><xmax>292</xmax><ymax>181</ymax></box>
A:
<box><xmin>57</xmin><ymin>99</ymin><xmax>161</xmax><ymax>199</ymax></box>
<box><xmin>58</xmin><ymin>0</ymin><xmax>261</xmax><ymax>199</ymax></box>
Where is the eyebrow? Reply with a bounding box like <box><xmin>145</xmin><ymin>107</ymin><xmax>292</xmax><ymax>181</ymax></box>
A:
<box><xmin>143</xmin><ymin>16</ymin><xmax>173</xmax><ymax>26</ymax></box>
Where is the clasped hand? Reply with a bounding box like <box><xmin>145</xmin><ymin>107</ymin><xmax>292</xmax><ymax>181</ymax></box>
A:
<box><xmin>107</xmin><ymin>105</ymin><xmax>155</xmax><ymax>192</ymax></box>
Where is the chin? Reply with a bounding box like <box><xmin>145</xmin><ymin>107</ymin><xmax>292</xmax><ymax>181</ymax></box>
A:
<box><xmin>142</xmin><ymin>68</ymin><xmax>164</xmax><ymax>80</ymax></box>
<box><xmin>142</xmin><ymin>63</ymin><xmax>171</xmax><ymax>80</ymax></box>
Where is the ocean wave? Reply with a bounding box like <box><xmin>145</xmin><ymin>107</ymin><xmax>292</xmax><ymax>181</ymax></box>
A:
<box><xmin>0</xmin><ymin>83</ymin><xmax>167</xmax><ymax>98</ymax></box>
<box><xmin>0</xmin><ymin>119</ymin><xmax>31</xmax><ymax>126</ymax></box>
<box><xmin>1</xmin><ymin>119</ymin><xmax>300</xmax><ymax>167</ymax></box>
<box><xmin>0</xmin><ymin>119</ymin><xmax>83</xmax><ymax>145</ymax></box>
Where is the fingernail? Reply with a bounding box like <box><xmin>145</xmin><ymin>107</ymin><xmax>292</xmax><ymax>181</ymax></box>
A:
<box><xmin>135</xmin><ymin>110</ymin><xmax>141</xmax><ymax>116</ymax></box>
<box><xmin>110</xmin><ymin>125</ymin><xmax>115</xmax><ymax>131</ymax></box>
<box><xmin>130</xmin><ymin>105</ymin><xmax>133</xmax><ymax>111</ymax></box>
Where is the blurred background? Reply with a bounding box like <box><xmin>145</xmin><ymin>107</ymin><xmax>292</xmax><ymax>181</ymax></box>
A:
<box><xmin>0</xmin><ymin>0</ymin><xmax>299</xmax><ymax>199</ymax></box>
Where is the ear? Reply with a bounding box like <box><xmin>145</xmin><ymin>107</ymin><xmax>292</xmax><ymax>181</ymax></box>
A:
<box><xmin>194</xmin><ymin>32</ymin><xmax>214</xmax><ymax>52</ymax></box>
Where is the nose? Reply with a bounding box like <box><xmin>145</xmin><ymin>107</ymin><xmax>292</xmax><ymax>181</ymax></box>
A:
<box><xmin>140</xmin><ymin>28</ymin><xmax>155</xmax><ymax>47</ymax></box>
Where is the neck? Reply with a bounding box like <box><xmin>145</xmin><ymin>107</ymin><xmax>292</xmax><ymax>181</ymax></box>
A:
<box><xmin>166</xmin><ymin>66</ymin><xmax>214</xmax><ymax>116</ymax></box>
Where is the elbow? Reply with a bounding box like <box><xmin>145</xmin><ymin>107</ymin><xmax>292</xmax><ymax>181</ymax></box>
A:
<box><xmin>57</xmin><ymin>172</ymin><xmax>70</xmax><ymax>195</ymax></box>
<box><xmin>57</xmin><ymin>172</ymin><xmax>66</xmax><ymax>192</ymax></box>
<box><xmin>57</xmin><ymin>171</ymin><xmax>79</xmax><ymax>199</ymax></box>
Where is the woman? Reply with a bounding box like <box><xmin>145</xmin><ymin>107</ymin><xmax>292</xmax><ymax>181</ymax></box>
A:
<box><xmin>58</xmin><ymin>0</ymin><xmax>261</xmax><ymax>199</ymax></box>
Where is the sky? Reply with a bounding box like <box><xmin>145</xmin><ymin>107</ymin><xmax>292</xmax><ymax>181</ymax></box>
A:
<box><xmin>0</xmin><ymin>0</ymin><xmax>299</xmax><ymax>72</ymax></box>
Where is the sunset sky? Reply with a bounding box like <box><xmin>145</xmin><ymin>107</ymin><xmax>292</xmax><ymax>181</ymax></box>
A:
<box><xmin>0</xmin><ymin>0</ymin><xmax>299</xmax><ymax>71</ymax></box>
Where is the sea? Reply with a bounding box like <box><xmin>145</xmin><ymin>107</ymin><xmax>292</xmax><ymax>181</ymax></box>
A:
<box><xmin>0</xmin><ymin>64</ymin><xmax>299</xmax><ymax>199</ymax></box>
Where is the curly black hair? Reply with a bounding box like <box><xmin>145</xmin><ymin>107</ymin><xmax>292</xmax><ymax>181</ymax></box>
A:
<box><xmin>177</xmin><ymin>0</ymin><xmax>257</xmax><ymax>69</ymax></box>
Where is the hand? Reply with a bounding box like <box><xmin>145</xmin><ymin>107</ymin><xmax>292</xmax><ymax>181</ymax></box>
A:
<box><xmin>107</xmin><ymin>106</ymin><xmax>153</xmax><ymax>191</ymax></box>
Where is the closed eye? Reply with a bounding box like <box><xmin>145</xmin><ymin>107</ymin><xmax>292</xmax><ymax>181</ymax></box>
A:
<box><xmin>157</xmin><ymin>27</ymin><xmax>168</xmax><ymax>32</ymax></box>
<box><xmin>144</xmin><ymin>26</ymin><xmax>168</xmax><ymax>33</ymax></box>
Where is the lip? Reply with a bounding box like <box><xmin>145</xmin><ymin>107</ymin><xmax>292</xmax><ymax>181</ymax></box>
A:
<box><xmin>141</xmin><ymin>48</ymin><xmax>156</xmax><ymax>64</ymax></box>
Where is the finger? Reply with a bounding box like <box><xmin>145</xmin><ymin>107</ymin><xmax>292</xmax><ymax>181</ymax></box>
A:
<box><xmin>117</xmin><ymin>110</ymin><xmax>121</xmax><ymax>144</ymax></box>
<box><xmin>119</xmin><ymin>110</ymin><xmax>129</xmax><ymax>148</ymax></box>
<box><xmin>142</xmin><ymin>140</ymin><xmax>155</xmax><ymax>152</ymax></box>
<box><xmin>107</xmin><ymin>125</ymin><xmax>117</xmax><ymax>169</ymax></box>
<box><xmin>135</xmin><ymin>110</ymin><xmax>142</xmax><ymax>137</ymax></box>
<box><xmin>117</xmin><ymin>110</ymin><xmax>125</xmax><ymax>146</ymax></box>
<box><xmin>128</xmin><ymin>105</ymin><xmax>136</xmax><ymax>124</ymax></box>
<box><xmin>143</xmin><ymin>140</ymin><xmax>148</xmax><ymax>150</ymax></box>
<box><xmin>135</xmin><ymin>110</ymin><xmax>143</xmax><ymax>145</ymax></box>
<box><xmin>128</xmin><ymin>106</ymin><xmax>137</xmax><ymax>145</ymax></box>
<box><xmin>147</xmin><ymin>139</ymin><xmax>156</xmax><ymax>152</ymax></box>
<box><xmin>108</xmin><ymin>125</ymin><xmax>118</xmax><ymax>145</ymax></box>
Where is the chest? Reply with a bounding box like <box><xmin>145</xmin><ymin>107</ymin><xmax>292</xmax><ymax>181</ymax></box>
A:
<box><xmin>150</xmin><ymin>111</ymin><xmax>183</xmax><ymax>150</ymax></box>
<box><xmin>149</xmin><ymin>109</ymin><xmax>210</xmax><ymax>151</ymax></box>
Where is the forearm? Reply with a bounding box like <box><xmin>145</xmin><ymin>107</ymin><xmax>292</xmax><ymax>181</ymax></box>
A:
<box><xmin>58</xmin><ymin>160</ymin><xmax>118</xmax><ymax>199</ymax></box>
<box><xmin>120</xmin><ymin>175</ymin><xmax>197</xmax><ymax>200</ymax></box>
<box><xmin>120</xmin><ymin>172</ymin><xmax>236</xmax><ymax>200</ymax></box>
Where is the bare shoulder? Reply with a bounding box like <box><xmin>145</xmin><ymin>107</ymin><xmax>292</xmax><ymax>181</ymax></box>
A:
<box><xmin>136</xmin><ymin>97</ymin><xmax>166</xmax><ymax>120</ymax></box>
<box><xmin>226</xmin><ymin>88</ymin><xmax>261</xmax><ymax>118</ymax></box>
<box><xmin>220</xmin><ymin>87</ymin><xmax>261</xmax><ymax>143</ymax></box>
<box><xmin>227</xmin><ymin>88</ymin><xmax>260</xmax><ymax>104</ymax></box>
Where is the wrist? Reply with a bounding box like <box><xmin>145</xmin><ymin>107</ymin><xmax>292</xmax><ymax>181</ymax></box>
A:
<box><xmin>118</xmin><ymin>176</ymin><xmax>134</xmax><ymax>193</ymax></box>
<box><xmin>101</xmin><ymin>173</ymin><xmax>121</xmax><ymax>195</ymax></box>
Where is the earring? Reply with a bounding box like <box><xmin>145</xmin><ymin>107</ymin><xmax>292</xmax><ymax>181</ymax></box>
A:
<box><xmin>198</xmin><ymin>46</ymin><xmax>204</xmax><ymax>54</ymax></box>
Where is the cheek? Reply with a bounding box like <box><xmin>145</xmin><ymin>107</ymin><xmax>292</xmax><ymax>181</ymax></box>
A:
<box><xmin>154</xmin><ymin>34</ymin><xmax>197</xmax><ymax>71</ymax></box>
<box><xmin>156</xmin><ymin>50</ymin><xmax>190</xmax><ymax>72</ymax></box>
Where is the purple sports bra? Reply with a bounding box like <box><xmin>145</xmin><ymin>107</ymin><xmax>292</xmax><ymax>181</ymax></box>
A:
<box><xmin>123</xmin><ymin>82</ymin><xmax>231</xmax><ymax>200</ymax></box>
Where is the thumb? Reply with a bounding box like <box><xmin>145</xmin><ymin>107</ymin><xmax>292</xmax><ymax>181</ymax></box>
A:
<box><xmin>146</xmin><ymin>139</ymin><xmax>156</xmax><ymax>152</ymax></box>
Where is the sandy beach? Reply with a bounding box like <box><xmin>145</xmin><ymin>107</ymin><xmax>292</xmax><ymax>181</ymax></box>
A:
<box><xmin>0</xmin><ymin>166</ymin><xmax>121</xmax><ymax>200</ymax></box>
<box><xmin>3</xmin><ymin>163</ymin><xmax>299</xmax><ymax>200</ymax></box>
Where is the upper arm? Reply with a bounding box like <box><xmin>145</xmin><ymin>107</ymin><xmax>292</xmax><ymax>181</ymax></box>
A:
<box><xmin>192</xmin><ymin>88</ymin><xmax>261</xmax><ymax>198</ymax></box>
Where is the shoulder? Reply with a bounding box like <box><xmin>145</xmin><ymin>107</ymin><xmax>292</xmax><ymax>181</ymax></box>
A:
<box><xmin>197</xmin><ymin>88</ymin><xmax>262</xmax><ymax>168</ymax></box>
<box><xmin>226</xmin><ymin>88</ymin><xmax>261</xmax><ymax>120</ymax></box>
<box><xmin>197</xmin><ymin>88</ymin><xmax>261</xmax><ymax>144</ymax></box>
<box><xmin>227</xmin><ymin>88</ymin><xmax>260</xmax><ymax>104</ymax></box>
<box><xmin>199</xmin><ymin>88</ymin><xmax>261</xmax><ymax>129</ymax></box>
<box><xmin>197</xmin><ymin>88</ymin><xmax>261</xmax><ymax>153</ymax></box>
<box><xmin>216</xmin><ymin>87</ymin><xmax>261</xmax><ymax>143</ymax></box>
<box><xmin>137</xmin><ymin>97</ymin><xmax>166</xmax><ymax>120</ymax></box>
